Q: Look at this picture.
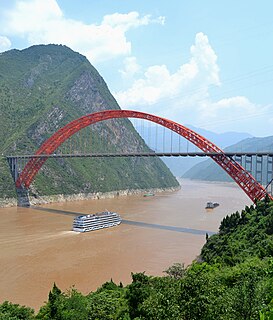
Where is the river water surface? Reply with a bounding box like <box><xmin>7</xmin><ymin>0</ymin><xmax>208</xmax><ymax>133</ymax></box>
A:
<box><xmin>0</xmin><ymin>179</ymin><xmax>251</xmax><ymax>310</ymax></box>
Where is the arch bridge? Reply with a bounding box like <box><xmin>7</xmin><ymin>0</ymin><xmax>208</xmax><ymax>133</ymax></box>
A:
<box><xmin>9</xmin><ymin>110</ymin><xmax>272</xmax><ymax>205</ymax></box>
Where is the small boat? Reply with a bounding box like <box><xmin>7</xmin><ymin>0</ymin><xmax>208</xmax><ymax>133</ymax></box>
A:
<box><xmin>205</xmin><ymin>202</ymin><xmax>219</xmax><ymax>209</ymax></box>
<box><xmin>143</xmin><ymin>193</ymin><xmax>155</xmax><ymax>197</ymax></box>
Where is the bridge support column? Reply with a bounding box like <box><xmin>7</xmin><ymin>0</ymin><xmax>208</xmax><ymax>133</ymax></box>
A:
<box><xmin>234</xmin><ymin>155</ymin><xmax>242</xmax><ymax>166</ymax></box>
<box><xmin>245</xmin><ymin>155</ymin><xmax>253</xmax><ymax>174</ymax></box>
<box><xmin>256</xmin><ymin>155</ymin><xmax>263</xmax><ymax>184</ymax></box>
<box><xmin>266</xmin><ymin>156</ymin><xmax>273</xmax><ymax>195</ymax></box>
<box><xmin>7</xmin><ymin>157</ymin><xmax>19</xmax><ymax>181</ymax></box>
<box><xmin>7</xmin><ymin>157</ymin><xmax>30</xmax><ymax>207</ymax></box>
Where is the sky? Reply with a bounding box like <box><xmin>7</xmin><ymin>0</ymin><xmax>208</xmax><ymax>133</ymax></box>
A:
<box><xmin>0</xmin><ymin>0</ymin><xmax>273</xmax><ymax>137</ymax></box>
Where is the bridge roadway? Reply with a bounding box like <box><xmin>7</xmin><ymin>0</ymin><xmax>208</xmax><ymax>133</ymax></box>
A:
<box><xmin>6</xmin><ymin>151</ymin><xmax>273</xmax><ymax>159</ymax></box>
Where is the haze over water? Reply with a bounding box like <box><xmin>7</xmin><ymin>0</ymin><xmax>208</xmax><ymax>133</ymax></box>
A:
<box><xmin>0</xmin><ymin>179</ymin><xmax>251</xmax><ymax>310</ymax></box>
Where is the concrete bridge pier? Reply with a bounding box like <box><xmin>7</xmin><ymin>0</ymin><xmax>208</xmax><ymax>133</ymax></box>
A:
<box><xmin>15</xmin><ymin>186</ymin><xmax>30</xmax><ymax>207</ymax></box>
<box><xmin>7</xmin><ymin>157</ymin><xmax>30</xmax><ymax>207</ymax></box>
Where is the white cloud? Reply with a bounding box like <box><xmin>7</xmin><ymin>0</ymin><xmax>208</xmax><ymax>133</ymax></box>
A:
<box><xmin>197</xmin><ymin>101</ymin><xmax>272</xmax><ymax>135</ymax></box>
<box><xmin>4</xmin><ymin>0</ymin><xmax>63</xmax><ymax>35</ymax></box>
<box><xmin>102</xmin><ymin>11</ymin><xmax>165</xmax><ymax>31</ymax></box>
<box><xmin>114</xmin><ymin>32</ymin><xmax>218</xmax><ymax>108</ymax></box>
<box><xmin>0</xmin><ymin>35</ymin><xmax>11</xmax><ymax>52</ymax></box>
<box><xmin>190</xmin><ymin>32</ymin><xmax>220</xmax><ymax>86</ymax></box>
<box><xmin>1</xmin><ymin>0</ymin><xmax>164</xmax><ymax>63</ymax></box>
<box><xmin>197</xmin><ymin>96</ymin><xmax>259</xmax><ymax>124</ymax></box>
<box><xmin>199</xmin><ymin>96</ymin><xmax>256</xmax><ymax>119</ymax></box>
<box><xmin>119</xmin><ymin>56</ymin><xmax>141</xmax><ymax>79</ymax></box>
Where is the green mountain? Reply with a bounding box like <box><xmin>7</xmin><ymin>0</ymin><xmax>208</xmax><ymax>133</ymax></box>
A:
<box><xmin>0</xmin><ymin>44</ymin><xmax>178</xmax><ymax>202</ymax></box>
<box><xmin>183</xmin><ymin>135</ymin><xmax>273</xmax><ymax>183</ymax></box>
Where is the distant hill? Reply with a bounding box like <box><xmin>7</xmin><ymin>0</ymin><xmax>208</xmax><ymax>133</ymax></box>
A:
<box><xmin>0</xmin><ymin>44</ymin><xmax>178</xmax><ymax>202</ymax></box>
<box><xmin>183</xmin><ymin>135</ymin><xmax>273</xmax><ymax>182</ymax></box>
<box><xmin>138</xmin><ymin>124</ymin><xmax>252</xmax><ymax>176</ymax></box>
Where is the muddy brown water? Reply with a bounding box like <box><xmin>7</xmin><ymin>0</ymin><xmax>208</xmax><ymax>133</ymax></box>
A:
<box><xmin>0</xmin><ymin>179</ymin><xmax>251</xmax><ymax>310</ymax></box>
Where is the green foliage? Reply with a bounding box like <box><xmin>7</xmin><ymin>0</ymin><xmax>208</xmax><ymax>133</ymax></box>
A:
<box><xmin>260</xmin><ymin>299</ymin><xmax>273</xmax><ymax>320</ymax></box>
<box><xmin>87</xmin><ymin>280</ymin><xmax>129</xmax><ymax>320</ymax></box>
<box><xmin>36</xmin><ymin>281</ymin><xmax>128</xmax><ymax>320</ymax></box>
<box><xmin>0</xmin><ymin>301</ymin><xmax>34</xmax><ymax>319</ymax></box>
<box><xmin>125</xmin><ymin>272</ymin><xmax>181</xmax><ymax>320</ymax></box>
<box><xmin>36</xmin><ymin>284</ymin><xmax>88</xmax><ymax>320</ymax></box>
<box><xmin>163</xmin><ymin>262</ymin><xmax>185</xmax><ymax>279</ymax></box>
<box><xmin>126</xmin><ymin>272</ymin><xmax>151</xmax><ymax>319</ymax></box>
<box><xmin>201</xmin><ymin>200</ymin><xmax>273</xmax><ymax>265</ymax></box>
<box><xmin>178</xmin><ymin>262</ymin><xmax>226</xmax><ymax>320</ymax></box>
<box><xmin>0</xmin><ymin>158</ymin><xmax>16</xmax><ymax>198</ymax></box>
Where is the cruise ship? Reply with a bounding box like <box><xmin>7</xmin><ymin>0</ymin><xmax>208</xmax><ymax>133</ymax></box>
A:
<box><xmin>73</xmin><ymin>211</ymin><xmax>122</xmax><ymax>232</ymax></box>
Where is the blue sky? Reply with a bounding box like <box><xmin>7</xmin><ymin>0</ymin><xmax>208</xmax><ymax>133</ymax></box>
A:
<box><xmin>0</xmin><ymin>0</ymin><xmax>273</xmax><ymax>136</ymax></box>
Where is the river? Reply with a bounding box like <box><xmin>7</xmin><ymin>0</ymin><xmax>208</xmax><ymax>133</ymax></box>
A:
<box><xmin>0</xmin><ymin>179</ymin><xmax>251</xmax><ymax>310</ymax></box>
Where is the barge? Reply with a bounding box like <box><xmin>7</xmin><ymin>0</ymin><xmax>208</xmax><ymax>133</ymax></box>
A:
<box><xmin>205</xmin><ymin>202</ymin><xmax>220</xmax><ymax>209</ymax></box>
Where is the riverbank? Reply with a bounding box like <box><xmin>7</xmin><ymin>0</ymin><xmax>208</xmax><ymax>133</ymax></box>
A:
<box><xmin>0</xmin><ymin>186</ymin><xmax>180</xmax><ymax>208</ymax></box>
<box><xmin>0</xmin><ymin>197</ymin><xmax>17</xmax><ymax>208</ymax></box>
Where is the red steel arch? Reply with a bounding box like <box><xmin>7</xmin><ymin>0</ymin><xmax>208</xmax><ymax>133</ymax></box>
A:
<box><xmin>16</xmin><ymin>109</ymin><xmax>271</xmax><ymax>202</ymax></box>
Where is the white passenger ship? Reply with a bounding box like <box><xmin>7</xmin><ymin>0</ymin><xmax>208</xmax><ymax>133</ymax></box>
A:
<box><xmin>73</xmin><ymin>211</ymin><xmax>122</xmax><ymax>232</ymax></box>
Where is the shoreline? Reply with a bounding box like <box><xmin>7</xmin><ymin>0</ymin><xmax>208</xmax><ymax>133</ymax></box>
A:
<box><xmin>0</xmin><ymin>186</ymin><xmax>180</xmax><ymax>208</ymax></box>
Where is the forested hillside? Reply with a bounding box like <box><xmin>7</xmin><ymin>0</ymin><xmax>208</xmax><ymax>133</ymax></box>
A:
<box><xmin>0</xmin><ymin>45</ymin><xmax>178</xmax><ymax>202</ymax></box>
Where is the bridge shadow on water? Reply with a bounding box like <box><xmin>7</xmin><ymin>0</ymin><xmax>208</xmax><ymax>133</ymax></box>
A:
<box><xmin>31</xmin><ymin>206</ymin><xmax>215</xmax><ymax>236</ymax></box>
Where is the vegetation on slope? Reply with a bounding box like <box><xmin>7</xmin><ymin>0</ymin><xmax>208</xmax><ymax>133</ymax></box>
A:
<box><xmin>3</xmin><ymin>198</ymin><xmax>273</xmax><ymax>319</ymax></box>
<box><xmin>201</xmin><ymin>195</ymin><xmax>273</xmax><ymax>265</ymax></box>
<box><xmin>0</xmin><ymin>157</ymin><xmax>16</xmax><ymax>198</ymax></box>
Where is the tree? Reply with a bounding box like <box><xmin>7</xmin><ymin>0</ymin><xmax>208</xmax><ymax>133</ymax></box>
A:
<box><xmin>0</xmin><ymin>301</ymin><xmax>34</xmax><ymax>319</ymax></box>
<box><xmin>163</xmin><ymin>262</ymin><xmax>185</xmax><ymax>279</ymax></box>
<box><xmin>87</xmin><ymin>280</ymin><xmax>129</xmax><ymax>319</ymax></box>
<box><xmin>179</xmin><ymin>262</ymin><xmax>226</xmax><ymax>320</ymax></box>
<box><xmin>224</xmin><ymin>271</ymin><xmax>267</xmax><ymax>320</ymax></box>
<box><xmin>36</xmin><ymin>283</ymin><xmax>88</xmax><ymax>320</ymax></box>
<box><xmin>126</xmin><ymin>272</ymin><xmax>151</xmax><ymax>319</ymax></box>
<box><xmin>139</xmin><ymin>276</ymin><xmax>181</xmax><ymax>320</ymax></box>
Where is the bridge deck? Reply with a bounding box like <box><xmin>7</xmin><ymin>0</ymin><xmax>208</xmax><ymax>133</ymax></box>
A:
<box><xmin>6</xmin><ymin>151</ymin><xmax>273</xmax><ymax>159</ymax></box>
